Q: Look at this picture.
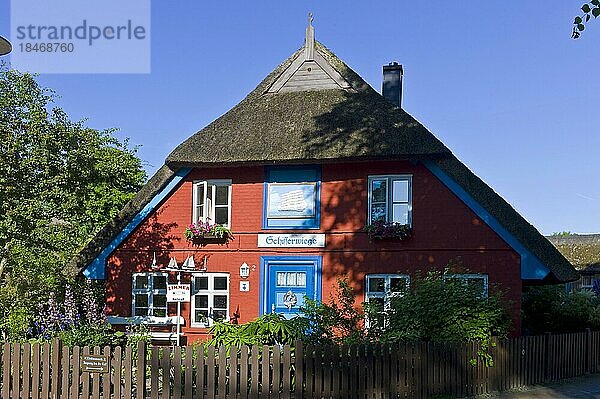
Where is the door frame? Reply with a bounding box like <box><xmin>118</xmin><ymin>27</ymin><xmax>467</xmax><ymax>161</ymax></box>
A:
<box><xmin>259</xmin><ymin>255</ymin><xmax>322</xmax><ymax>315</ymax></box>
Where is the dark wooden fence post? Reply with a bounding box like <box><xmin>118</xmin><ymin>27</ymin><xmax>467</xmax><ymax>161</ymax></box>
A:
<box><xmin>544</xmin><ymin>332</ymin><xmax>551</xmax><ymax>382</ymax></box>
<box><xmin>586</xmin><ymin>328</ymin><xmax>592</xmax><ymax>374</ymax></box>
<box><xmin>136</xmin><ymin>340</ymin><xmax>147</xmax><ymax>399</ymax></box>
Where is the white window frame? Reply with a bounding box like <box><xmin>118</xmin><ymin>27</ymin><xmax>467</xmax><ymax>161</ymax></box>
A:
<box><xmin>192</xmin><ymin>180</ymin><xmax>232</xmax><ymax>227</ymax></box>
<box><xmin>367</xmin><ymin>175</ymin><xmax>412</xmax><ymax>226</ymax></box>
<box><xmin>132</xmin><ymin>272</ymin><xmax>168</xmax><ymax>318</ymax></box>
<box><xmin>191</xmin><ymin>273</ymin><xmax>230</xmax><ymax>328</ymax></box>
<box><xmin>443</xmin><ymin>273</ymin><xmax>489</xmax><ymax>298</ymax></box>
<box><xmin>581</xmin><ymin>275</ymin><xmax>596</xmax><ymax>289</ymax></box>
<box><xmin>364</xmin><ymin>274</ymin><xmax>410</xmax><ymax>328</ymax></box>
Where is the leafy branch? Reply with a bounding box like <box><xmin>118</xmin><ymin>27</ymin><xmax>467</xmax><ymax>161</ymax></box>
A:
<box><xmin>572</xmin><ymin>0</ymin><xmax>600</xmax><ymax>39</ymax></box>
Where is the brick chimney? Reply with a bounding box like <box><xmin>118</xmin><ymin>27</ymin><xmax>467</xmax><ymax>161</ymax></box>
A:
<box><xmin>382</xmin><ymin>62</ymin><xmax>403</xmax><ymax>107</ymax></box>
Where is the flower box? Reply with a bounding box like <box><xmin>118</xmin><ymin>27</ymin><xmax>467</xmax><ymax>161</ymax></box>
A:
<box><xmin>363</xmin><ymin>221</ymin><xmax>412</xmax><ymax>241</ymax></box>
<box><xmin>185</xmin><ymin>222</ymin><xmax>234</xmax><ymax>245</ymax></box>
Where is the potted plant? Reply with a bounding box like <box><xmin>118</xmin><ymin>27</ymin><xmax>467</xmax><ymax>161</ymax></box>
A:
<box><xmin>184</xmin><ymin>221</ymin><xmax>234</xmax><ymax>244</ymax></box>
<box><xmin>363</xmin><ymin>220</ymin><xmax>412</xmax><ymax>241</ymax></box>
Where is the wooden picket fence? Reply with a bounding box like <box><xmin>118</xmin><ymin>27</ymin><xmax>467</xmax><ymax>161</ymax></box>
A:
<box><xmin>1</xmin><ymin>331</ymin><xmax>600</xmax><ymax>399</ymax></box>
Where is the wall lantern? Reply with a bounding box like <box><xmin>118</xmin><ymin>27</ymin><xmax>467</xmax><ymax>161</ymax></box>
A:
<box><xmin>240</xmin><ymin>262</ymin><xmax>250</xmax><ymax>279</ymax></box>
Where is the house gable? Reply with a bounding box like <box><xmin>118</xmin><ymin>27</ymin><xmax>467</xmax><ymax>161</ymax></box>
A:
<box><xmin>267</xmin><ymin>14</ymin><xmax>351</xmax><ymax>93</ymax></box>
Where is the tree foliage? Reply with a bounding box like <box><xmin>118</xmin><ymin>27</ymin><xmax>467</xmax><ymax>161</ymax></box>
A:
<box><xmin>522</xmin><ymin>285</ymin><xmax>600</xmax><ymax>334</ymax></box>
<box><xmin>0</xmin><ymin>65</ymin><xmax>146</xmax><ymax>340</ymax></box>
<box><xmin>572</xmin><ymin>1</ymin><xmax>600</xmax><ymax>38</ymax></box>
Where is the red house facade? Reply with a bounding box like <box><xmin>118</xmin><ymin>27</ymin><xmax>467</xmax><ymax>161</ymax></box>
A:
<box><xmin>71</xmin><ymin>20</ymin><xmax>577</xmax><ymax>344</ymax></box>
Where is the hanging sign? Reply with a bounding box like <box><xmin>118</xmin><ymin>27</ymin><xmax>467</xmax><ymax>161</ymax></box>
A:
<box><xmin>167</xmin><ymin>284</ymin><xmax>191</xmax><ymax>302</ymax></box>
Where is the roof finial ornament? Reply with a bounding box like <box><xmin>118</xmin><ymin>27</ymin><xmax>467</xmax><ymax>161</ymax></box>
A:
<box><xmin>304</xmin><ymin>11</ymin><xmax>315</xmax><ymax>61</ymax></box>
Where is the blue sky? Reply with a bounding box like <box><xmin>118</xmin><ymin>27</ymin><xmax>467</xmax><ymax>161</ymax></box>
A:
<box><xmin>1</xmin><ymin>1</ymin><xmax>599</xmax><ymax>235</ymax></box>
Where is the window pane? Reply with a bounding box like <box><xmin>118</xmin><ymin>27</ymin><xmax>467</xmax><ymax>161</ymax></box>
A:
<box><xmin>214</xmin><ymin>295</ymin><xmax>227</xmax><ymax>309</ymax></box>
<box><xmin>392</xmin><ymin>180</ymin><xmax>409</xmax><ymax>202</ymax></box>
<box><xmin>213</xmin><ymin>310</ymin><xmax>227</xmax><ymax>322</ymax></box>
<box><xmin>135</xmin><ymin>294</ymin><xmax>149</xmax><ymax>308</ymax></box>
<box><xmin>371</xmin><ymin>179</ymin><xmax>387</xmax><ymax>203</ymax></box>
<box><xmin>466</xmin><ymin>278</ymin><xmax>486</xmax><ymax>295</ymax></box>
<box><xmin>135</xmin><ymin>276</ymin><xmax>148</xmax><ymax>290</ymax></box>
<box><xmin>134</xmin><ymin>307</ymin><xmax>148</xmax><ymax>316</ymax></box>
<box><xmin>195</xmin><ymin>295</ymin><xmax>208</xmax><ymax>309</ymax></box>
<box><xmin>277</xmin><ymin>272</ymin><xmax>286</xmax><ymax>286</ymax></box>
<box><xmin>196</xmin><ymin>205</ymin><xmax>204</xmax><ymax>221</ymax></box>
<box><xmin>206</xmin><ymin>189</ymin><xmax>213</xmax><ymax>221</ymax></box>
<box><xmin>368</xmin><ymin>278</ymin><xmax>385</xmax><ymax>293</ymax></box>
<box><xmin>370</xmin><ymin>204</ymin><xmax>386</xmax><ymax>222</ymax></box>
<box><xmin>390</xmin><ymin>278</ymin><xmax>408</xmax><ymax>293</ymax></box>
<box><xmin>392</xmin><ymin>203</ymin><xmax>409</xmax><ymax>225</ymax></box>
<box><xmin>153</xmin><ymin>275</ymin><xmax>167</xmax><ymax>290</ymax></box>
<box><xmin>214</xmin><ymin>207</ymin><xmax>229</xmax><ymax>225</ymax></box>
<box><xmin>195</xmin><ymin>310</ymin><xmax>208</xmax><ymax>323</ymax></box>
<box><xmin>154</xmin><ymin>294</ymin><xmax>167</xmax><ymax>308</ymax></box>
<box><xmin>195</xmin><ymin>277</ymin><xmax>208</xmax><ymax>291</ymax></box>
<box><xmin>369</xmin><ymin>297</ymin><xmax>385</xmax><ymax>312</ymax></box>
<box><xmin>215</xmin><ymin>185</ymin><xmax>229</xmax><ymax>205</ymax></box>
<box><xmin>196</xmin><ymin>184</ymin><xmax>204</xmax><ymax>206</ymax></box>
<box><xmin>214</xmin><ymin>277</ymin><xmax>228</xmax><ymax>290</ymax></box>
<box><xmin>297</xmin><ymin>272</ymin><xmax>306</xmax><ymax>287</ymax></box>
<box><xmin>153</xmin><ymin>308</ymin><xmax>166</xmax><ymax>317</ymax></box>
<box><xmin>286</xmin><ymin>273</ymin><xmax>297</xmax><ymax>286</ymax></box>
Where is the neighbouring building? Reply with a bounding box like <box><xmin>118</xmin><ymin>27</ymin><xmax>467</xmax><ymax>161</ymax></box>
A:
<box><xmin>70</xmin><ymin>18</ymin><xmax>578</xmax><ymax>344</ymax></box>
<box><xmin>548</xmin><ymin>234</ymin><xmax>600</xmax><ymax>291</ymax></box>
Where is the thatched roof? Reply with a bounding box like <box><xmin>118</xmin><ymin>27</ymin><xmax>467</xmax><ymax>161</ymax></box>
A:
<box><xmin>166</xmin><ymin>43</ymin><xmax>451</xmax><ymax>167</ymax></box>
<box><xmin>70</xmin><ymin>38</ymin><xmax>578</xmax><ymax>283</ymax></box>
<box><xmin>548</xmin><ymin>234</ymin><xmax>600</xmax><ymax>274</ymax></box>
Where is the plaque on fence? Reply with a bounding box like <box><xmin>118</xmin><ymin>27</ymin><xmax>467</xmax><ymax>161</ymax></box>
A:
<box><xmin>81</xmin><ymin>354</ymin><xmax>110</xmax><ymax>373</ymax></box>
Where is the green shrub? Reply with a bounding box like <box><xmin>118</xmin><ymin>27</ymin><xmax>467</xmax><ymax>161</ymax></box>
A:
<box><xmin>366</xmin><ymin>270</ymin><xmax>511</xmax><ymax>343</ymax></box>
<box><xmin>301</xmin><ymin>276</ymin><xmax>365</xmax><ymax>346</ymax></box>
<box><xmin>523</xmin><ymin>286</ymin><xmax>600</xmax><ymax>334</ymax></box>
<box><xmin>206</xmin><ymin>313</ymin><xmax>306</xmax><ymax>348</ymax></box>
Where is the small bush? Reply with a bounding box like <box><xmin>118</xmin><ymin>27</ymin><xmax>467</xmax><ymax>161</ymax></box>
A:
<box><xmin>523</xmin><ymin>286</ymin><xmax>600</xmax><ymax>334</ymax></box>
<box><xmin>206</xmin><ymin>313</ymin><xmax>306</xmax><ymax>348</ymax></box>
<box><xmin>301</xmin><ymin>277</ymin><xmax>365</xmax><ymax>346</ymax></box>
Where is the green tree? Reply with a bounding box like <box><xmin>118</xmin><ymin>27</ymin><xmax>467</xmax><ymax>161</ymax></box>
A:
<box><xmin>0</xmin><ymin>66</ymin><xmax>146</xmax><ymax>340</ymax></box>
<box><xmin>572</xmin><ymin>1</ymin><xmax>600</xmax><ymax>38</ymax></box>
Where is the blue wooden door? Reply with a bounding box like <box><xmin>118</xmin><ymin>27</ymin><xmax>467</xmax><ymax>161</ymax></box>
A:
<box><xmin>261</xmin><ymin>257</ymin><xmax>321</xmax><ymax>318</ymax></box>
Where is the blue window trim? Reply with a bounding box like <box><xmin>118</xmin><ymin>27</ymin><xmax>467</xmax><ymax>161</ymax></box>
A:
<box><xmin>262</xmin><ymin>165</ymin><xmax>321</xmax><ymax>230</ymax></box>
<box><xmin>259</xmin><ymin>255</ymin><xmax>322</xmax><ymax>315</ymax></box>
<box><xmin>423</xmin><ymin>161</ymin><xmax>550</xmax><ymax>280</ymax></box>
<box><xmin>83</xmin><ymin>168</ymin><xmax>192</xmax><ymax>280</ymax></box>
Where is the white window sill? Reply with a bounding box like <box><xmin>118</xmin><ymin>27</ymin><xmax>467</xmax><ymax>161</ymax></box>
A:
<box><xmin>107</xmin><ymin>316</ymin><xmax>185</xmax><ymax>326</ymax></box>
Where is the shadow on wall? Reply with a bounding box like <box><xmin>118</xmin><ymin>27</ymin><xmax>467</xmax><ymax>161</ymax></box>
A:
<box><xmin>105</xmin><ymin>207</ymin><xmax>180</xmax><ymax>314</ymax></box>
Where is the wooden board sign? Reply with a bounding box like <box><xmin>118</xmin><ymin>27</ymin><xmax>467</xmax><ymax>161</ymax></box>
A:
<box><xmin>82</xmin><ymin>354</ymin><xmax>110</xmax><ymax>373</ymax></box>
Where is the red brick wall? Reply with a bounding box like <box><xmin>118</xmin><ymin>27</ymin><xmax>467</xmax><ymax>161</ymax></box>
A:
<box><xmin>105</xmin><ymin>161</ymin><xmax>522</xmax><ymax>343</ymax></box>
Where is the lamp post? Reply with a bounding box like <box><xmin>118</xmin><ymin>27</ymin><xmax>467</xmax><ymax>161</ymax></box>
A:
<box><xmin>0</xmin><ymin>36</ymin><xmax>12</xmax><ymax>56</ymax></box>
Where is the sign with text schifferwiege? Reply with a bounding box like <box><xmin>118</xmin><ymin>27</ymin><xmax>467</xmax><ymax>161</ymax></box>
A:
<box><xmin>82</xmin><ymin>354</ymin><xmax>109</xmax><ymax>373</ymax></box>
<box><xmin>167</xmin><ymin>284</ymin><xmax>191</xmax><ymax>302</ymax></box>
<box><xmin>257</xmin><ymin>234</ymin><xmax>325</xmax><ymax>248</ymax></box>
